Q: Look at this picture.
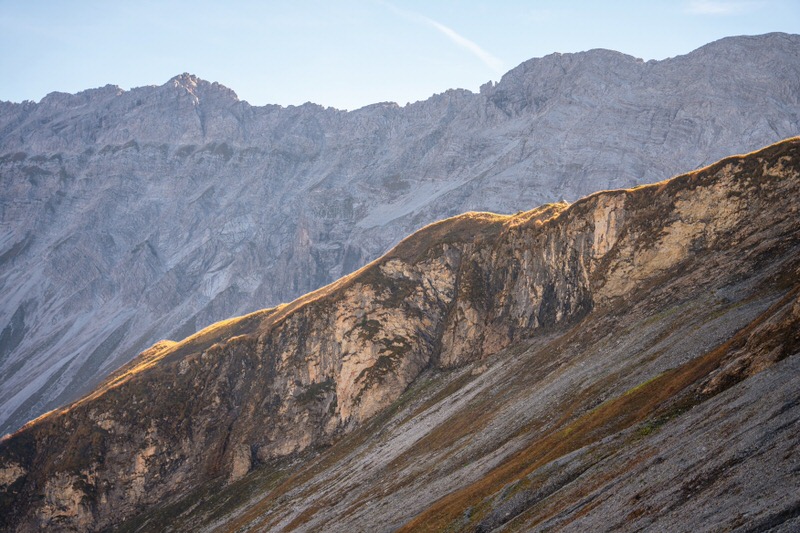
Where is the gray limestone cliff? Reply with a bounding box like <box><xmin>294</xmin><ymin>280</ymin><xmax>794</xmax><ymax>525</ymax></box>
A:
<box><xmin>0</xmin><ymin>33</ymin><xmax>799</xmax><ymax>434</ymax></box>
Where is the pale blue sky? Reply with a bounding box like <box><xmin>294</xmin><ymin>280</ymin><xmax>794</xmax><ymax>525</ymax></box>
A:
<box><xmin>1</xmin><ymin>0</ymin><xmax>798</xmax><ymax>110</ymax></box>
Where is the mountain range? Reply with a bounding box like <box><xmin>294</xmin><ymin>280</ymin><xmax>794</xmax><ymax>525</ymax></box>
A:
<box><xmin>0</xmin><ymin>32</ymin><xmax>799</xmax><ymax>441</ymax></box>
<box><xmin>1</xmin><ymin>136</ymin><xmax>798</xmax><ymax>531</ymax></box>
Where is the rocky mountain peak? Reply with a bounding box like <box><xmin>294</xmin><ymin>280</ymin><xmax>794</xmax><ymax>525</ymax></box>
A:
<box><xmin>38</xmin><ymin>84</ymin><xmax>124</xmax><ymax>110</ymax></box>
<box><xmin>167</xmin><ymin>72</ymin><xmax>240</xmax><ymax>104</ymax></box>
<box><xmin>170</xmin><ymin>72</ymin><xmax>201</xmax><ymax>87</ymax></box>
<box><xmin>691</xmin><ymin>31</ymin><xmax>800</xmax><ymax>57</ymax></box>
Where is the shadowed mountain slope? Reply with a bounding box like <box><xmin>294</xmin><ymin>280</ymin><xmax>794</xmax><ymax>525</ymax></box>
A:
<box><xmin>1</xmin><ymin>33</ymin><xmax>799</xmax><ymax>434</ymax></box>
<box><xmin>0</xmin><ymin>138</ymin><xmax>799</xmax><ymax>531</ymax></box>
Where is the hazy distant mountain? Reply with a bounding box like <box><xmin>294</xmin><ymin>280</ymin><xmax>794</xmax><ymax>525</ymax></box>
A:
<box><xmin>0</xmin><ymin>32</ymin><xmax>798</xmax><ymax>433</ymax></box>
<box><xmin>1</xmin><ymin>138</ymin><xmax>798</xmax><ymax>532</ymax></box>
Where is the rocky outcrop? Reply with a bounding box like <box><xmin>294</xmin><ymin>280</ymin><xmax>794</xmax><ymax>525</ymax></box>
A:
<box><xmin>1</xmin><ymin>33</ymin><xmax>799</xmax><ymax>434</ymax></box>
<box><xmin>0</xmin><ymin>137</ymin><xmax>798</xmax><ymax>532</ymax></box>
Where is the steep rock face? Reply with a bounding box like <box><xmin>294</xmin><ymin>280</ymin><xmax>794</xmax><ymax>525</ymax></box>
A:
<box><xmin>0</xmin><ymin>138</ymin><xmax>798</xmax><ymax>531</ymax></box>
<box><xmin>1</xmin><ymin>34</ymin><xmax>799</xmax><ymax>433</ymax></box>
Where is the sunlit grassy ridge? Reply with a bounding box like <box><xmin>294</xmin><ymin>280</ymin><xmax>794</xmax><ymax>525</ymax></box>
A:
<box><xmin>70</xmin><ymin>207</ymin><xmax>563</xmax><ymax>404</ymax></box>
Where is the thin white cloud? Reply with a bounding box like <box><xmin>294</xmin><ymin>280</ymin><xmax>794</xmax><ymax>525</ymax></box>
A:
<box><xmin>423</xmin><ymin>18</ymin><xmax>504</xmax><ymax>73</ymax></box>
<box><xmin>685</xmin><ymin>1</ymin><xmax>761</xmax><ymax>15</ymax></box>
<box><xmin>380</xmin><ymin>2</ymin><xmax>504</xmax><ymax>74</ymax></box>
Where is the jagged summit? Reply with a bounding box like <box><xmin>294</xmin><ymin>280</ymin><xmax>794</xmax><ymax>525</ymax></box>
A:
<box><xmin>0</xmin><ymin>138</ymin><xmax>798</xmax><ymax>532</ymax></box>
<box><xmin>167</xmin><ymin>72</ymin><xmax>240</xmax><ymax>102</ymax></box>
<box><xmin>169</xmin><ymin>72</ymin><xmax>203</xmax><ymax>86</ymax></box>
<box><xmin>498</xmin><ymin>32</ymin><xmax>799</xmax><ymax>79</ymax></box>
<box><xmin>32</xmin><ymin>73</ymin><xmax>240</xmax><ymax>107</ymax></box>
<box><xmin>689</xmin><ymin>31</ymin><xmax>800</xmax><ymax>55</ymax></box>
